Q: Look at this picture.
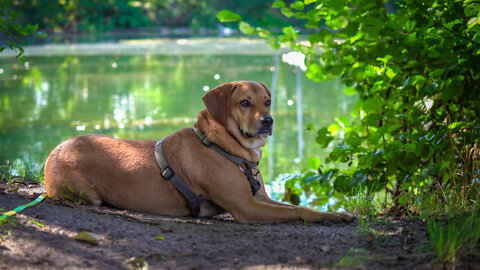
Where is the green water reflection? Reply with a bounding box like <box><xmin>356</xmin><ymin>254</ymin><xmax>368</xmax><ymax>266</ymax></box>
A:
<box><xmin>0</xmin><ymin>45</ymin><xmax>354</xmax><ymax>197</ymax></box>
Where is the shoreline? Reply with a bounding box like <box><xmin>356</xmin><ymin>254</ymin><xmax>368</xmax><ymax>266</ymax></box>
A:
<box><xmin>0</xmin><ymin>37</ymin><xmax>289</xmax><ymax>57</ymax></box>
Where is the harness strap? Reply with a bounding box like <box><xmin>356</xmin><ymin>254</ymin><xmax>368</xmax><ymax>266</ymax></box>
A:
<box><xmin>154</xmin><ymin>139</ymin><xmax>209</xmax><ymax>217</ymax></box>
<box><xmin>195</xmin><ymin>130</ymin><xmax>262</xmax><ymax>196</ymax></box>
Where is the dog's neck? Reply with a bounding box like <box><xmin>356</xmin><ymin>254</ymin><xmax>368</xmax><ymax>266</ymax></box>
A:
<box><xmin>194</xmin><ymin>110</ymin><xmax>263</xmax><ymax>162</ymax></box>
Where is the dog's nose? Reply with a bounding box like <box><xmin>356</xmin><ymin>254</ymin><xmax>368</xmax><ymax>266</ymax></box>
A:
<box><xmin>262</xmin><ymin>115</ymin><xmax>274</xmax><ymax>127</ymax></box>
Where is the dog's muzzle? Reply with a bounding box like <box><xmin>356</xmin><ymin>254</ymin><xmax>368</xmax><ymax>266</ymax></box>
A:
<box><xmin>262</xmin><ymin>115</ymin><xmax>274</xmax><ymax>128</ymax></box>
<box><xmin>258</xmin><ymin>115</ymin><xmax>274</xmax><ymax>137</ymax></box>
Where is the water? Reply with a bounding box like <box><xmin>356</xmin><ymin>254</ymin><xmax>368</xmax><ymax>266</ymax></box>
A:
<box><xmin>0</xmin><ymin>38</ymin><xmax>355</xmax><ymax>201</ymax></box>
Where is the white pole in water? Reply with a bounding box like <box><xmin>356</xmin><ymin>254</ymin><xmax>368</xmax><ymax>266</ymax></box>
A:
<box><xmin>281</xmin><ymin>52</ymin><xmax>306</xmax><ymax>161</ymax></box>
<box><xmin>296</xmin><ymin>68</ymin><xmax>304</xmax><ymax>160</ymax></box>
<box><xmin>268</xmin><ymin>54</ymin><xmax>279</xmax><ymax>183</ymax></box>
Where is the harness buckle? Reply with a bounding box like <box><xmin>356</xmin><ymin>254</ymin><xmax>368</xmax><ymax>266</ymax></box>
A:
<box><xmin>161</xmin><ymin>166</ymin><xmax>175</xmax><ymax>180</ymax></box>
<box><xmin>238</xmin><ymin>164</ymin><xmax>245</xmax><ymax>173</ymax></box>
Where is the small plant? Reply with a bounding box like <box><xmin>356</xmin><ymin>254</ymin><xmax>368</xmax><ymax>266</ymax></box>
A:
<box><xmin>343</xmin><ymin>188</ymin><xmax>381</xmax><ymax>217</ymax></box>
<box><xmin>0</xmin><ymin>160</ymin><xmax>45</xmax><ymax>183</ymax></box>
<box><xmin>61</xmin><ymin>183</ymin><xmax>87</xmax><ymax>205</ymax></box>
<box><xmin>427</xmin><ymin>211</ymin><xmax>480</xmax><ymax>265</ymax></box>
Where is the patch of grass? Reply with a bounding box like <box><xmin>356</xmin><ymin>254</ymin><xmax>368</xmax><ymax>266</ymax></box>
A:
<box><xmin>427</xmin><ymin>211</ymin><xmax>480</xmax><ymax>266</ymax></box>
<box><xmin>61</xmin><ymin>183</ymin><xmax>88</xmax><ymax>204</ymax></box>
<box><xmin>343</xmin><ymin>188</ymin><xmax>381</xmax><ymax>217</ymax></box>
<box><xmin>355</xmin><ymin>216</ymin><xmax>388</xmax><ymax>237</ymax></box>
<box><xmin>0</xmin><ymin>214</ymin><xmax>18</xmax><ymax>238</ymax></box>
<box><xmin>417</xmin><ymin>182</ymin><xmax>480</xmax><ymax>217</ymax></box>
<box><xmin>0</xmin><ymin>160</ymin><xmax>45</xmax><ymax>183</ymax></box>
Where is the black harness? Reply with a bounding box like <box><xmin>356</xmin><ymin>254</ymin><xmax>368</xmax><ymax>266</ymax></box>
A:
<box><xmin>154</xmin><ymin>129</ymin><xmax>262</xmax><ymax>217</ymax></box>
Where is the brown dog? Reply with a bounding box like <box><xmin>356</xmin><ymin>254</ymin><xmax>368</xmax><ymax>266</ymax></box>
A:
<box><xmin>44</xmin><ymin>81</ymin><xmax>353</xmax><ymax>223</ymax></box>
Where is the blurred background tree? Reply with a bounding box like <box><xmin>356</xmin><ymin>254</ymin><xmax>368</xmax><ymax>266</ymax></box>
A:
<box><xmin>0</xmin><ymin>0</ymin><xmax>45</xmax><ymax>62</ymax></box>
<box><xmin>9</xmin><ymin>0</ymin><xmax>299</xmax><ymax>35</ymax></box>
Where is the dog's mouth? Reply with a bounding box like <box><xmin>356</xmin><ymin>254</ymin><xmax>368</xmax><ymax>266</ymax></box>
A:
<box><xmin>242</xmin><ymin>127</ymin><xmax>273</xmax><ymax>139</ymax></box>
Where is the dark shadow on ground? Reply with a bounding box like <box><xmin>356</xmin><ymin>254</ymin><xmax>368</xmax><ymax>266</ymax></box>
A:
<box><xmin>0</xmin><ymin>182</ymin><xmax>439</xmax><ymax>269</ymax></box>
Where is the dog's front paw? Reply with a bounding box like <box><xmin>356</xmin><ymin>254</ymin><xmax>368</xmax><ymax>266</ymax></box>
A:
<box><xmin>330</xmin><ymin>212</ymin><xmax>355</xmax><ymax>223</ymax></box>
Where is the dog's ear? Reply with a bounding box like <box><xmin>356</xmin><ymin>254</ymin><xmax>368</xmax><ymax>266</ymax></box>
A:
<box><xmin>202</xmin><ymin>82</ymin><xmax>234</xmax><ymax>125</ymax></box>
<box><xmin>257</xmin><ymin>81</ymin><xmax>271</xmax><ymax>98</ymax></box>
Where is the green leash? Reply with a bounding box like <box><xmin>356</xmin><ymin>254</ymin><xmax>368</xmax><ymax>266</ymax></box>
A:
<box><xmin>0</xmin><ymin>193</ymin><xmax>47</xmax><ymax>222</ymax></box>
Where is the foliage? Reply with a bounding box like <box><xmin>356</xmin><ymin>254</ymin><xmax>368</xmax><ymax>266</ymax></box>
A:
<box><xmin>11</xmin><ymin>0</ymin><xmax>288</xmax><ymax>34</ymax></box>
<box><xmin>0</xmin><ymin>160</ymin><xmax>44</xmax><ymax>183</ymax></box>
<box><xmin>427</xmin><ymin>211</ymin><xmax>480</xmax><ymax>265</ymax></box>
<box><xmin>0</xmin><ymin>0</ymin><xmax>45</xmax><ymax>62</ymax></box>
<box><xmin>219</xmin><ymin>0</ymin><xmax>480</xmax><ymax>215</ymax></box>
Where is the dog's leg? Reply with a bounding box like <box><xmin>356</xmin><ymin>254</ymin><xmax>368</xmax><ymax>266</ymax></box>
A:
<box><xmin>249</xmin><ymin>179</ymin><xmax>353</xmax><ymax>223</ymax></box>
<box><xmin>254</xmin><ymin>188</ymin><xmax>295</xmax><ymax>207</ymax></box>
<box><xmin>45</xmin><ymin>174</ymin><xmax>103</xmax><ymax>206</ymax></box>
<box><xmin>44</xmin><ymin>138</ymin><xmax>105</xmax><ymax>206</ymax></box>
<box><xmin>227</xmin><ymin>197</ymin><xmax>351</xmax><ymax>224</ymax></box>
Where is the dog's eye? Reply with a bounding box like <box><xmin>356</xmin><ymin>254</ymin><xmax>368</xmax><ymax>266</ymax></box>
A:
<box><xmin>265</xmin><ymin>100</ymin><xmax>271</xmax><ymax>106</ymax></box>
<box><xmin>240</xmin><ymin>100</ymin><xmax>250</xmax><ymax>107</ymax></box>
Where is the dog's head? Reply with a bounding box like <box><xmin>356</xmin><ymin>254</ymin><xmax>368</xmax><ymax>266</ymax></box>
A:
<box><xmin>202</xmin><ymin>81</ymin><xmax>273</xmax><ymax>149</ymax></box>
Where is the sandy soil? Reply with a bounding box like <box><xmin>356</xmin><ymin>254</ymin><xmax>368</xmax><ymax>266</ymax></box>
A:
<box><xmin>0</xmin><ymin>181</ymin><xmax>443</xmax><ymax>269</ymax></box>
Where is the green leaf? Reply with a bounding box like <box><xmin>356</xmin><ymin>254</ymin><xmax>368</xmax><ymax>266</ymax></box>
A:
<box><xmin>239</xmin><ymin>22</ymin><xmax>256</xmax><ymax>35</ymax></box>
<box><xmin>216</xmin><ymin>10</ymin><xmax>242</xmax><ymax>22</ymax></box>
<box><xmin>272</xmin><ymin>0</ymin><xmax>286</xmax><ymax>8</ymax></box>
<box><xmin>397</xmin><ymin>193</ymin><xmax>408</xmax><ymax>206</ymax></box>
<box><xmin>327</xmin><ymin>123</ymin><xmax>341</xmax><ymax>136</ymax></box>
<box><xmin>291</xmin><ymin>1</ymin><xmax>305</xmax><ymax>11</ymax></box>
<box><xmin>334</xmin><ymin>175</ymin><xmax>352</xmax><ymax>194</ymax></box>
<box><xmin>154</xmin><ymin>235</ymin><xmax>165</xmax><ymax>240</ymax></box>
<box><xmin>385</xmin><ymin>68</ymin><xmax>397</xmax><ymax>79</ymax></box>
<box><xmin>74</xmin><ymin>231</ymin><xmax>99</xmax><ymax>246</ymax></box>
<box><xmin>343</xmin><ymin>86</ymin><xmax>357</xmax><ymax>96</ymax></box>
<box><xmin>335</xmin><ymin>116</ymin><xmax>349</xmax><ymax>128</ymax></box>
<box><xmin>282</xmin><ymin>26</ymin><xmax>297</xmax><ymax>37</ymax></box>
<box><xmin>326</xmin><ymin>16</ymin><xmax>348</xmax><ymax>30</ymax></box>
<box><xmin>281</xmin><ymin>7</ymin><xmax>295</xmax><ymax>17</ymax></box>
<box><xmin>316</xmin><ymin>127</ymin><xmax>334</xmax><ymax>148</ymax></box>
<box><xmin>429</xmin><ymin>69</ymin><xmax>444</xmax><ymax>78</ymax></box>
<box><xmin>266</xmin><ymin>36</ymin><xmax>281</xmax><ymax>50</ymax></box>
<box><xmin>305</xmin><ymin>20</ymin><xmax>321</xmax><ymax>29</ymax></box>
<box><xmin>326</xmin><ymin>0</ymin><xmax>346</xmax><ymax>11</ymax></box>
<box><xmin>329</xmin><ymin>146</ymin><xmax>349</xmax><ymax>162</ymax></box>
<box><xmin>362</xmin><ymin>98</ymin><xmax>382</xmax><ymax>113</ymax></box>
<box><xmin>307</xmin><ymin>156</ymin><xmax>321</xmax><ymax>170</ymax></box>
<box><xmin>304</xmin><ymin>0</ymin><xmax>317</xmax><ymax>4</ymax></box>
<box><xmin>256</xmin><ymin>28</ymin><xmax>271</xmax><ymax>38</ymax></box>
<box><xmin>412</xmin><ymin>75</ymin><xmax>427</xmax><ymax>85</ymax></box>
<box><xmin>358</xmin><ymin>155</ymin><xmax>373</xmax><ymax>169</ymax></box>
<box><xmin>448</xmin><ymin>121</ymin><xmax>467</xmax><ymax>129</ymax></box>
<box><xmin>345</xmin><ymin>132</ymin><xmax>362</xmax><ymax>147</ymax></box>
<box><xmin>27</xmin><ymin>219</ymin><xmax>45</xmax><ymax>228</ymax></box>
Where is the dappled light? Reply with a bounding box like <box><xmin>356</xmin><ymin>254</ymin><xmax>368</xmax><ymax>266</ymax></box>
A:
<box><xmin>2</xmin><ymin>0</ymin><xmax>479</xmax><ymax>268</ymax></box>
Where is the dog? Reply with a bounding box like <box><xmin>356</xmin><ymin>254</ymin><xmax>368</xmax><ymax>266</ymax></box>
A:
<box><xmin>44</xmin><ymin>81</ymin><xmax>353</xmax><ymax>223</ymax></box>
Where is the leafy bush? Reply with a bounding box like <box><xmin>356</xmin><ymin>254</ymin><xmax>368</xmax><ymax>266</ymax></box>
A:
<box><xmin>0</xmin><ymin>0</ymin><xmax>45</xmax><ymax>62</ymax></box>
<box><xmin>219</xmin><ymin>0</ymin><xmax>480</xmax><ymax>214</ymax></box>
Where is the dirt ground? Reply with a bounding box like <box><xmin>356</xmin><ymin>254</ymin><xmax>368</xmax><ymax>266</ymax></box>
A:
<box><xmin>0</xmin><ymin>181</ymin><xmax>447</xmax><ymax>270</ymax></box>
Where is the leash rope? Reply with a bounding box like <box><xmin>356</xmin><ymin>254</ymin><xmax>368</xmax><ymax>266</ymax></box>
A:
<box><xmin>0</xmin><ymin>193</ymin><xmax>47</xmax><ymax>222</ymax></box>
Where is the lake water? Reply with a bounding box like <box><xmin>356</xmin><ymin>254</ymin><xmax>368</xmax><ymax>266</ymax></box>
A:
<box><xmin>0</xmin><ymin>38</ymin><xmax>354</xmax><ymax>201</ymax></box>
